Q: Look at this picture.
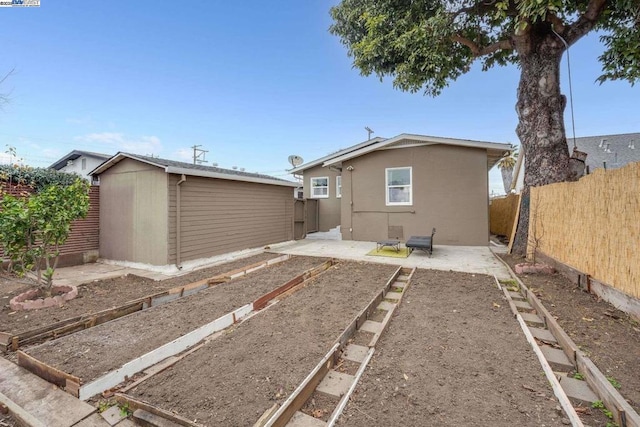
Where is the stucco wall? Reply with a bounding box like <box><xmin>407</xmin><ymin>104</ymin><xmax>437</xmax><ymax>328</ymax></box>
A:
<box><xmin>60</xmin><ymin>156</ymin><xmax>107</xmax><ymax>181</ymax></box>
<box><xmin>340</xmin><ymin>145</ymin><xmax>489</xmax><ymax>246</ymax></box>
<box><xmin>99</xmin><ymin>159</ymin><xmax>169</xmax><ymax>265</ymax></box>
<box><xmin>303</xmin><ymin>164</ymin><xmax>341</xmax><ymax>232</ymax></box>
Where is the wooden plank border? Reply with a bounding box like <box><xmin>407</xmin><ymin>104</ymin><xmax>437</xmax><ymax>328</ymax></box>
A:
<box><xmin>576</xmin><ymin>355</ymin><xmax>640</xmax><ymax>427</ymax></box>
<box><xmin>17</xmin><ymin>351</ymin><xmax>81</xmax><ymax>396</ymax></box>
<box><xmin>78</xmin><ymin>304</ymin><xmax>252</xmax><ymax>400</ymax></box>
<box><xmin>2</xmin><ymin>254</ymin><xmax>292</xmax><ymax>351</ymax></box>
<box><xmin>114</xmin><ymin>393</ymin><xmax>205</xmax><ymax>427</ymax></box>
<box><xmin>253</xmin><ymin>259</ymin><xmax>335</xmax><ymax>310</ymax></box>
<box><xmin>260</xmin><ymin>266</ymin><xmax>411</xmax><ymax>427</ymax></box>
<box><xmin>261</xmin><ymin>343</ymin><xmax>340</xmax><ymax>427</ymax></box>
<box><xmin>494</xmin><ymin>252</ymin><xmax>640</xmax><ymax>427</ymax></box>
<box><xmin>19</xmin><ymin>258</ymin><xmax>333</xmax><ymax>401</ymax></box>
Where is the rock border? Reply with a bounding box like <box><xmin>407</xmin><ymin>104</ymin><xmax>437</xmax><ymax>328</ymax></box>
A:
<box><xmin>514</xmin><ymin>262</ymin><xmax>555</xmax><ymax>274</ymax></box>
<box><xmin>10</xmin><ymin>286</ymin><xmax>78</xmax><ymax>311</ymax></box>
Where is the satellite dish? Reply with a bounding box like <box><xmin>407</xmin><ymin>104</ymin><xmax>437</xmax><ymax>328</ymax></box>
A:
<box><xmin>288</xmin><ymin>155</ymin><xmax>303</xmax><ymax>167</ymax></box>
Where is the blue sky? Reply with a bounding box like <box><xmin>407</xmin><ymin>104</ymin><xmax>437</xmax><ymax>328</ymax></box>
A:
<box><xmin>1</xmin><ymin>1</ymin><xmax>638</xmax><ymax>195</ymax></box>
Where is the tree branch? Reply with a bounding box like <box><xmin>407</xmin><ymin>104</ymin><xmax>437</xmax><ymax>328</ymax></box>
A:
<box><xmin>452</xmin><ymin>35</ymin><xmax>513</xmax><ymax>57</ymax></box>
<box><xmin>546</xmin><ymin>13</ymin><xmax>566</xmax><ymax>33</ymax></box>
<box><xmin>565</xmin><ymin>0</ymin><xmax>607</xmax><ymax>45</ymax></box>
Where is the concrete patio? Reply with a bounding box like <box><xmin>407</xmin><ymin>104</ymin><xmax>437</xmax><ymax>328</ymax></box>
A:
<box><xmin>270</xmin><ymin>239</ymin><xmax>511</xmax><ymax>280</ymax></box>
<box><xmin>48</xmin><ymin>239</ymin><xmax>511</xmax><ymax>288</ymax></box>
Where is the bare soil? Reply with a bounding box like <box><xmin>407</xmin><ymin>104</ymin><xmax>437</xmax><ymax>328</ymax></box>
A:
<box><xmin>338</xmin><ymin>269</ymin><xmax>565</xmax><ymax>427</ymax></box>
<box><xmin>25</xmin><ymin>256</ymin><xmax>326</xmax><ymax>381</ymax></box>
<box><xmin>128</xmin><ymin>261</ymin><xmax>398</xmax><ymax>426</ymax></box>
<box><xmin>501</xmin><ymin>254</ymin><xmax>640</xmax><ymax>415</ymax></box>
<box><xmin>0</xmin><ymin>252</ymin><xmax>278</xmax><ymax>336</ymax></box>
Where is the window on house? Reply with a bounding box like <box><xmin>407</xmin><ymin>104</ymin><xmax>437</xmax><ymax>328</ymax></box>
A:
<box><xmin>386</xmin><ymin>167</ymin><xmax>412</xmax><ymax>205</ymax></box>
<box><xmin>81</xmin><ymin>158</ymin><xmax>87</xmax><ymax>170</ymax></box>
<box><xmin>336</xmin><ymin>176</ymin><xmax>342</xmax><ymax>198</ymax></box>
<box><xmin>311</xmin><ymin>177</ymin><xmax>329</xmax><ymax>198</ymax></box>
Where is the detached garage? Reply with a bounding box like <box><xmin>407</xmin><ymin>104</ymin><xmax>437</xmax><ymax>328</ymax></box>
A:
<box><xmin>91</xmin><ymin>153</ymin><xmax>298</xmax><ymax>267</ymax></box>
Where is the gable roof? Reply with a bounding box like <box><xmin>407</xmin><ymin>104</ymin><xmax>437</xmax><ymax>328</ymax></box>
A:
<box><xmin>290</xmin><ymin>134</ymin><xmax>511</xmax><ymax>173</ymax></box>
<box><xmin>49</xmin><ymin>150</ymin><xmax>111</xmax><ymax>170</ymax></box>
<box><xmin>289</xmin><ymin>137</ymin><xmax>386</xmax><ymax>174</ymax></box>
<box><xmin>90</xmin><ymin>152</ymin><xmax>298</xmax><ymax>187</ymax></box>
<box><xmin>570</xmin><ymin>132</ymin><xmax>640</xmax><ymax>171</ymax></box>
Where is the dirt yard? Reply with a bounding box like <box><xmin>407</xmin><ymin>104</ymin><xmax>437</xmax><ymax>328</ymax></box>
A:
<box><xmin>128</xmin><ymin>261</ymin><xmax>398</xmax><ymax>426</ymax></box>
<box><xmin>338</xmin><ymin>269</ymin><xmax>564</xmax><ymax>426</ymax></box>
<box><xmin>25</xmin><ymin>256</ymin><xmax>326</xmax><ymax>382</ymax></box>
<box><xmin>501</xmin><ymin>254</ymin><xmax>640</xmax><ymax>415</ymax></box>
<box><xmin>0</xmin><ymin>252</ymin><xmax>279</xmax><ymax>336</ymax></box>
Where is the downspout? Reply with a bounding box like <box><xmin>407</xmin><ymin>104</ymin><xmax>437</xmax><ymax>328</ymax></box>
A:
<box><xmin>176</xmin><ymin>174</ymin><xmax>187</xmax><ymax>269</ymax></box>
<box><xmin>347</xmin><ymin>165</ymin><xmax>354</xmax><ymax>239</ymax></box>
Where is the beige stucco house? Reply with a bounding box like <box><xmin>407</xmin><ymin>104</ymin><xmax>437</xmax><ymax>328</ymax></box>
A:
<box><xmin>91</xmin><ymin>153</ymin><xmax>298</xmax><ymax>267</ymax></box>
<box><xmin>291</xmin><ymin>134</ymin><xmax>511</xmax><ymax>246</ymax></box>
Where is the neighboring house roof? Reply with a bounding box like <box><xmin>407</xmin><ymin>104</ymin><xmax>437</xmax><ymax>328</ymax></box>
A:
<box><xmin>290</xmin><ymin>134</ymin><xmax>511</xmax><ymax>173</ymax></box>
<box><xmin>90</xmin><ymin>152</ymin><xmax>299</xmax><ymax>187</ymax></box>
<box><xmin>49</xmin><ymin>150</ymin><xmax>111</xmax><ymax>170</ymax></box>
<box><xmin>510</xmin><ymin>132</ymin><xmax>640</xmax><ymax>192</ymax></box>
<box><xmin>570</xmin><ymin>132</ymin><xmax>640</xmax><ymax>171</ymax></box>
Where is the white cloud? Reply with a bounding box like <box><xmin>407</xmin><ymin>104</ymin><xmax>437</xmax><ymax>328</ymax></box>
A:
<box><xmin>75</xmin><ymin>132</ymin><xmax>162</xmax><ymax>155</ymax></box>
<box><xmin>174</xmin><ymin>148</ymin><xmax>193</xmax><ymax>162</ymax></box>
<box><xmin>0</xmin><ymin>152</ymin><xmax>24</xmax><ymax>165</ymax></box>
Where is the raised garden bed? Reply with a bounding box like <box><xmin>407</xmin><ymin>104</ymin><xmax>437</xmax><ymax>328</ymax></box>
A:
<box><xmin>0</xmin><ymin>253</ymin><xmax>281</xmax><ymax>350</ymax></box>
<box><xmin>21</xmin><ymin>256</ymin><xmax>329</xmax><ymax>395</ymax></box>
<box><xmin>338</xmin><ymin>269</ymin><xmax>565</xmax><ymax>427</ymax></box>
<box><xmin>124</xmin><ymin>261</ymin><xmax>399</xmax><ymax>426</ymax></box>
<box><xmin>0</xmin><ymin>253</ymin><xmax>279</xmax><ymax>334</ymax></box>
<box><xmin>501</xmin><ymin>253</ymin><xmax>640</xmax><ymax>418</ymax></box>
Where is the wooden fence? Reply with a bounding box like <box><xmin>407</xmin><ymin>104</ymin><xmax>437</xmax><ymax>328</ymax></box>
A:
<box><xmin>0</xmin><ymin>184</ymin><xmax>100</xmax><ymax>267</ymax></box>
<box><xmin>489</xmin><ymin>193</ymin><xmax>519</xmax><ymax>237</ymax></box>
<box><xmin>529</xmin><ymin>162</ymin><xmax>640</xmax><ymax>301</ymax></box>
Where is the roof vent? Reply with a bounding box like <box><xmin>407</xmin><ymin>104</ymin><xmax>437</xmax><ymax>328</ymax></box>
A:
<box><xmin>599</xmin><ymin>138</ymin><xmax>606</xmax><ymax>148</ymax></box>
<box><xmin>629</xmin><ymin>142</ymin><xmax>635</xmax><ymax>150</ymax></box>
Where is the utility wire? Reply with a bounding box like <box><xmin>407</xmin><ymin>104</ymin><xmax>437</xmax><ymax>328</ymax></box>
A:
<box><xmin>551</xmin><ymin>28</ymin><xmax>577</xmax><ymax>150</ymax></box>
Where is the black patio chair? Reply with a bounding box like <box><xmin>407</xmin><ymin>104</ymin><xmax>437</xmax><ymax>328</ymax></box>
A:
<box><xmin>406</xmin><ymin>228</ymin><xmax>436</xmax><ymax>256</ymax></box>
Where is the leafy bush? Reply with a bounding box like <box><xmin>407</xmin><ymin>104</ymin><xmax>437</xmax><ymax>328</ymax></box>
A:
<box><xmin>0</xmin><ymin>164</ymin><xmax>82</xmax><ymax>192</ymax></box>
<box><xmin>0</xmin><ymin>179</ymin><xmax>90</xmax><ymax>293</ymax></box>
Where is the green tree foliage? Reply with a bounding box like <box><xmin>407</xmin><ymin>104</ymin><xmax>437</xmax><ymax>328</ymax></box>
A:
<box><xmin>330</xmin><ymin>0</ymin><xmax>639</xmax><ymax>94</ymax></box>
<box><xmin>330</xmin><ymin>0</ymin><xmax>639</xmax><ymax>253</ymax></box>
<box><xmin>0</xmin><ymin>179</ymin><xmax>90</xmax><ymax>294</ymax></box>
<box><xmin>0</xmin><ymin>164</ymin><xmax>82</xmax><ymax>192</ymax></box>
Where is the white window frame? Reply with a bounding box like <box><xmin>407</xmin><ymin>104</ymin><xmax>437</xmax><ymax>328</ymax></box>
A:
<box><xmin>385</xmin><ymin>167</ymin><xmax>412</xmax><ymax>206</ymax></box>
<box><xmin>336</xmin><ymin>176</ymin><xmax>342</xmax><ymax>198</ymax></box>
<box><xmin>310</xmin><ymin>176</ymin><xmax>329</xmax><ymax>199</ymax></box>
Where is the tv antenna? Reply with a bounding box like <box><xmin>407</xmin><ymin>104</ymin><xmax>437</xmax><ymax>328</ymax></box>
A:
<box><xmin>288</xmin><ymin>155</ymin><xmax>304</xmax><ymax>168</ymax></box>
<box><xmin>365</xmin><ymin>126</ymin><xmax>374</xmax><ymax>140</ymax></box>
<box><xmin>192</xmin><ymin>145</ymin><xmax>209</xmax><ymax>165</ymax></box>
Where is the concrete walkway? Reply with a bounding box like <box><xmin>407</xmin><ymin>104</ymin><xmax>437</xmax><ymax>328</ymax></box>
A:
<box><xmin>52</xmin><ymin>262</ymin><xmax>173</xmax><ymax>288</ymax></box>
<box><xmin>270</xmin><ymin>239</ymin><xmax>511</xmax><ymax>280</ymax></box>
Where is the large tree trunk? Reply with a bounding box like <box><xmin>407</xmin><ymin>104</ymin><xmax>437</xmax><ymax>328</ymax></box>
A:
<box><xmin>511</xmin><ymin>33</ymin><xmax>571</xmax><ymax>256</ymax></box>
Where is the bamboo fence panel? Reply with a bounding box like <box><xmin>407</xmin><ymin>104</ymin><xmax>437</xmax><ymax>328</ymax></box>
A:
<box><xmin>529</xmin><ymin>162</ymin><xmax>640</xmax><ymax>299</ymax></box>
<box><xmin>489</xmin><ymin>193</ymin><xmax>519</xmax><ymax>237</ymax></box>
